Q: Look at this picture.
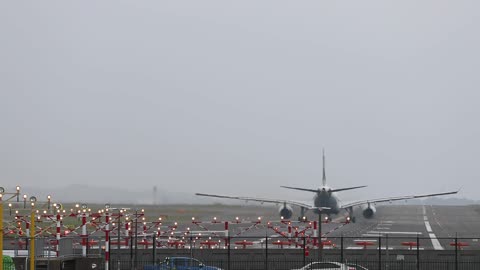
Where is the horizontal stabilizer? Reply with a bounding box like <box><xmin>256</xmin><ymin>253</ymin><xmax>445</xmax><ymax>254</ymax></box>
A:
<box><xmin>330</xmin><ymin>185</ymin><xmax>367</xmax><ymax>192</ymax></box>
<box><xmin>280</xmin><ymin>185</ymin><xmax>367</xmax><ymax>193</ymax></box>
<box><xmin>280</xmin><ymin>186</ymin><xmax>318</xmax><ymax>193</ymax></box>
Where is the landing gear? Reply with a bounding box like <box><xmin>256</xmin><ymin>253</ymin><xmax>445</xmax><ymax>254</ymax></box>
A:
<box><xmin>346</xmin><ymin>216</ymin><xmax>356</xmax><ymax>223</ymax></box>
<box><xmin>298</xmin><ymin>216</ymin><xmax>308</xmax><ymax>222</ymax></box>
<box><xmin>346</xmin><ymin>207</ymin><xmax>356</xmax><ymax>223</ymax></box>
<box><xmin>324</xmin><ymin>215</ymin><xmax>332</xmax><ymax>223</ymax></box>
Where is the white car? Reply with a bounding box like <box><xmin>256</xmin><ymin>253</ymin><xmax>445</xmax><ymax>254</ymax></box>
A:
<box><xmin>291</xmin><ymin>261</ymin><xmax>366</xmax><ymax>270</ymax></box>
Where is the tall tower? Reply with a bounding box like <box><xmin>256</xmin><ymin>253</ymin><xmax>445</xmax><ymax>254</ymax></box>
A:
<box><xmin>153</xmin><ymin>186</ymin><xmax>158</xmax><ymax>205</ymax></box>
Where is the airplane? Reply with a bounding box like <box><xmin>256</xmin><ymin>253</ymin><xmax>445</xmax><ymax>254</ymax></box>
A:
<box><xmin>195</xmin><ymin>150</ymin><xmax>459</xmax><ymax>223</ymax></box>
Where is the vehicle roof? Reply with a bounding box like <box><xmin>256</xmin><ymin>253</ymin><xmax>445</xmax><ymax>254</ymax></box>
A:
<box><xmin>308</xmin><ymin>261</ymin><xmax>343</xmax><ymax>265</ymax></box>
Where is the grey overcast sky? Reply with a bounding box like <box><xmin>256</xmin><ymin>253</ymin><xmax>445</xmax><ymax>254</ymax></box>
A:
<box><xmin>1</xmin><ymin>1</ymin><xmax>478</xmax><ymax>202</ymax></box>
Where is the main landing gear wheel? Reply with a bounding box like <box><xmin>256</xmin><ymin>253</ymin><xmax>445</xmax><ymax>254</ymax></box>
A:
<box><xmin>298</xmin><ymin>216</ymin><xmax>308</xmax><ymax>222</ymax></box>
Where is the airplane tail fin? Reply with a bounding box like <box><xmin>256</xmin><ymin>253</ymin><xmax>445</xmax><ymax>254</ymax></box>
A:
<box><xmin>322</xmin><ymin>149</ymin><xmax>326</xmax><ymax>186</ymax></box>
<box><xmin>280</xmin><ymin>149</ymin><xmax>367</xmax><ymax>193</ymax></box>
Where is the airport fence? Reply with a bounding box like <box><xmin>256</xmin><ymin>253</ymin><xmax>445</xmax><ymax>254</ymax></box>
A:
<box><xmin>4</xmin><ymin>235</ymin><xmax>480</xmax><ymax>270</ymax></box>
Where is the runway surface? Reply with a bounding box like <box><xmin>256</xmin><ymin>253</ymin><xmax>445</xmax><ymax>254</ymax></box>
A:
<box><xmin>164</xmin><ymin>204</ymin><xmax>480</xmax><ymax>251</ymax></box>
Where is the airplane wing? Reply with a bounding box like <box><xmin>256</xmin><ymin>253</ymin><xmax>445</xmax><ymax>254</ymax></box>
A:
<box><xmin>340</xmin><ymin>190</ymin><xmax>459</xmax><ymax>209</ymax></box>
<box><xmin>195</xmin><ymin>193</ymin><xmax>329</xmax><ymax>211</ymax></box>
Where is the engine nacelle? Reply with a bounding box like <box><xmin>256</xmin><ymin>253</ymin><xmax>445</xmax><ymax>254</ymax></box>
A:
<box><xmin>278</xmin><ymin>204</ymin><xmax>293</xmax><ymax>220</ymax></box>
<box><xmin>362</xmin><ymin>204</ymin><xmax>377</xmax><ymax>219</ymax></box>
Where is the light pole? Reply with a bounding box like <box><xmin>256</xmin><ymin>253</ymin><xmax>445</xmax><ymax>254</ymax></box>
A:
<box><xmin>29</xmin><ymin>200</ymin><xmax>36</xmax><ymax>270</ymax></box>
<box><xmin>0</xmin><ymin>193</ymin><xmax>4</xmax><ymax>270</ymax></box>
<box><xmin>134</xmin><ymin>210</ymin><xmax>138</xmax><ymax>270</ymax></box>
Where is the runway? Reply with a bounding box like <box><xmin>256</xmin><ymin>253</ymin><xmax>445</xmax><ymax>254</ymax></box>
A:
<box><xmin>322</xmin><ymin>204</ymin><xmax>480</xmax><ymax>250</ymax></box>
<box><xmin>175</xmin><ymin>204</ymin><xmax>480</xmax><ymax>251</ymax></box>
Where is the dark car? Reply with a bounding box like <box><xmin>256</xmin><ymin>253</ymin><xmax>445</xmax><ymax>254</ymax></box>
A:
<box><xmin>144</xmin><ymin>256</ymin><xmax>223</xmax><ymax>270</ymax></box>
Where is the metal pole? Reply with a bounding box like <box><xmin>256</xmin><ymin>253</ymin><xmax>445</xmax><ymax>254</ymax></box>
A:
<box><xmin>227</xmin><ymin>236</ymin><xmax>231</xmax><ymax>270</ymax></box>
<box><xmin>340</xmin><ymin>235</ymin><xmax>344</xmax><ymax>263</ymax></box>
<box><xmin>303</xmin><ymin>236</ymin><xmax>306</xmax><ymax>267</ymax></box>
<box><xmin>190</xmin><ymin>235</ymin><xmax>193</xmax><ymax>258</ymax></box>
<box><xmin>134</xmin><ymin>210</ymin><xmax>138</xmax><ymax>270</ymax></box>
<box><xmin>105</xmin><ymin>211</ymin><xmax>110</xmax><ymax>270</ymax></box>
<box><xmin>378</xmin><ymin>236</ymin><xmax>382</xmax><ymax>270</ymax></box>
<box><xmin>455</xmin><ymin>236</ymin><xmax>458</xmax><ymax>270</ymax></box>
<box><xmin>318</xmin><ymin>214</ymin><xmax>322</xmax><ymax>261</ymax></box>
<box><xmin>416</xmin><ymin>235</ymin><xmax>420</xmax><ymax>270</ymax></box>
<box><xmin>265</xmin><ymin>234</ymin><xmax>268</xmax><ymax>270</ymax></box>
<box><xmin>56</xmin><ymin>212</ymin><xmax>61</xmax><ymax>257</ymax></box>
<box><xmin>130</xmin><ymin>222</ymin><xmax>133</xmax><ymax>270</ymax></box>
<box><xmin>29</xmin><ymin>207</ymin><xmax>35</xmax><ymax>270</ymax></box>
<box><xmin>152</xmin><ymin>233</ymin><xmax>156</xmax><ymax>266</ymax></box>
<box><xmin>117</xmin><ymin>210</ymin><xmax>121</xmax><ymax>251</ymax></box>
<box><xmin>0</xmin><ymin>194</ymin><xmax>4</xmax><ymax>270</ymax></box>
<box><xmin>82</xmin><ymin>212</ymin><xmax>87</xmax><ymax>257</ymax></box>
<box><xmin>386</xmin><ymin>234</ymin><xmax>389</xmax><ymax>270</ymax></box>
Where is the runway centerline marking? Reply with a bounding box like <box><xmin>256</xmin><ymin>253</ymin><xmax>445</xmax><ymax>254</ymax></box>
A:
<box><xmin>423</xmin><ymin>205</ymin><xmax>444</xmax><ymax>250</ymax></box>
<box><xmin>429</xmin><ymin>233</ymin><xmax>444</xmax><ymax>250</ymax></box>
<box><xmin>424</xmin><ymin>221</ymin><xmax>433</xmax><ymax>233</ymax></box>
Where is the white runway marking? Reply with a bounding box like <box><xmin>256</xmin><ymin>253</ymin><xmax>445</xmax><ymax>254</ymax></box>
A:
<box><xmin>362</xmin><ymin>234</ymin><xmax>386</xmax><ymax>237</ymax></box>
<box><xmin>429</xmin><ymin>233</ymin><xmax>444</xmax><ymax>250</ymax></box>
<box><xmin>347</xmin><ymin>247</ymin><xmax>365</xmax><ymax>250</ymax></box>
<box><xmin>423</xmin><ymin>205</ymin><xmax>444</xmax><ymax>250</ymax></box>
<box><xmin>424</xmin><ymin>221</ymin><xmax>433</xmax><ymax>233</ymax></box>
<box><xmin>367</xmin><ymin>231</ymin><xmax>422</xmax><ymax>235</ymax></box>
<box><xmin>354</xmin><ymin>239</ymin><xmax>378</xmax><ymax>242</ymax></box>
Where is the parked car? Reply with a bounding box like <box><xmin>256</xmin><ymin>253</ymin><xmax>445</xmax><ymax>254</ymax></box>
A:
<box><xmin>345</xmin><ymin>263</ymin><xmax>369</xmax><ymax>270</ymax></box>
<box><xmin>291</xmin><ymin>261</ymin><xmax>367</xmax><ymax>270</ymax></box>
<box><xmin>144</xmin><ymin>256</ymin><xmax>223</xmax><ymax>270</ymax></box>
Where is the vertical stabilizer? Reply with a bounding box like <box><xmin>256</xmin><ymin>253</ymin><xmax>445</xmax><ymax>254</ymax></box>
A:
<box><xmin>322</xmin><ymin>149</ymin><xmax>326</xmax><ymax>186</ymax></box>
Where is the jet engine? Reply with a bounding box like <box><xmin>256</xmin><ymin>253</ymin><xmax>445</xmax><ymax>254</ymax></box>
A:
<box><xmin>278</xmin><ymin>204</ymin><xmax>293</xmax><ymax>219</ymax></box>
<box><xmin>362</xmin><ymin>204</ymin><xmax>376</xmax><ymax>219</ymax></box>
